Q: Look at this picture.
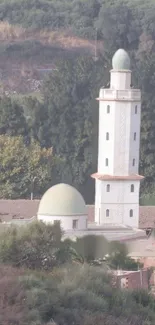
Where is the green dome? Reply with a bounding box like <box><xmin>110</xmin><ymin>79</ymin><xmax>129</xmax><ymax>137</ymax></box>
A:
<box><xmin>112</xmin><ymin>49</ymin><xmax>130</xmax><ymax>70</ymax></box>
<box><xmin>38</xmin><ymin>183</ymin><xmax>87</xmax><ymax>216</ymax></box>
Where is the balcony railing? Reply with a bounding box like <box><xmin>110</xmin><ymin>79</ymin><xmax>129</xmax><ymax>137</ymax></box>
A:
<box><xmin>99</xmin><ymin>89</ymin><xmax>141</xmax><ymax>100</ymax></box>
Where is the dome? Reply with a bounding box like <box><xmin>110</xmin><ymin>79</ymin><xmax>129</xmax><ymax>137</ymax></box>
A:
<box><xmin>112</xmin><ymin>49</ymin><xmax>130</xmax><ymax>70</ymax></box>
<box><xmin>38</xmin><ymin>183</ymin><xmax>87</xmax><ymax>216</ymax></box>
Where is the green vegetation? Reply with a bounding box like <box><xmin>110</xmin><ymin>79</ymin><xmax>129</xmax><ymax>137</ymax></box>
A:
<box><xmin>1</xmin><ymin>0</ymin><xmax>155</xmax><ymax>201</ymax></box>
<box><xmin>0</xmin><ymin>134</ymin><xmax>59</xmax><ymax>198</ymax></box>
<box><xmin>0</xmin><ymin>222</ymin><xmax>153</xmax><ymax>325</ymax></box>
<box><xmin>0</xmin><ymin>223</ymin><xmax>142</xmax><ymax>271</ymax></box>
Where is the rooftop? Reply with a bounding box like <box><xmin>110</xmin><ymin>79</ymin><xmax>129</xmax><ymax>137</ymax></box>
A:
<box><xmin>0</xmin><ymin>200</ymin><xmax>155</xmax><ymax>230</ymax></box>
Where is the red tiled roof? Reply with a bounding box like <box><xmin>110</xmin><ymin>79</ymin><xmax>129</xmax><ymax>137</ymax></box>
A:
<box><xmin>91</xmin><ymin>173</ymin><xmax>144</xmax><ymax>181</ymax></box>
<box><xmin>0</xmin><ymin>200</ymin><xmax>155</xmax><ymax>230</ymax></box>
<box><xmin>0</xmin><ymin>200</ymin><xmax>39</xmax><ymax>222</ymax></box>
<box><xmin>139</xmin><ymin>206</ymin><xmax>155</xmax><ymax>229</ymax></box>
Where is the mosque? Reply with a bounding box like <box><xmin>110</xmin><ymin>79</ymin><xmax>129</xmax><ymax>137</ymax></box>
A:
<box><xmin>1</xmin><ymin>48</ymin><xmax>154</xmax><ymax>243</ymax></box>
<box><xmin>35</xmin><ymin>48</ymin><xmax>146</xmax><ymax>241</ymax></box>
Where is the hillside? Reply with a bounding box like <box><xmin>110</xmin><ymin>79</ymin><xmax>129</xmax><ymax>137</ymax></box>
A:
<box><xmin>1</xmin><ymin>0</ymin><xmax>155</xmax><ymax>201</ymax></box>
<box><xmin>0</xmin><ymin>22</ymin><xmax>103</xmax><ymax>95</ymax></box>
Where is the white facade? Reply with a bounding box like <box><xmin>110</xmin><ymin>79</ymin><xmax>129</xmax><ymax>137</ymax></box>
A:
<box><xmin>93</xmin><ymin>50</ymin><xmax>143</xmax><ymax>228</ymax></box>
<box><xmin>37</xmin><ymin>214</ymin><xmax>87</xmax><ymax>231</ymax></box>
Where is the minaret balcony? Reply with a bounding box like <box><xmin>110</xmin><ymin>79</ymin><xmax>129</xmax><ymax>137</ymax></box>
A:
<box><xmin>98</xmin><ymin>89</ymin><xmax>141</xmax><ymax>101</ymax></box>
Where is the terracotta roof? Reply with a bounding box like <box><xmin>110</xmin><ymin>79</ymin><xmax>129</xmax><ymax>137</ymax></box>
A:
<box><xmin>0</xmin><ymin>200</ymin><xmax>39</xmax><ymax>222</ymax></box>
<box><xmin>0</xmin><ymin>200</ymin><xmax>155</xmax><ymax>230</ymax></box>
<box><xmin>91</xmin><ymin>173</ymin><xmax>144</xmax><ymax>181</ymax></box>
<box><xmin>139</xmin><ymin>206</ymin><xmax>155</xmax><ymax>229</ymax></box>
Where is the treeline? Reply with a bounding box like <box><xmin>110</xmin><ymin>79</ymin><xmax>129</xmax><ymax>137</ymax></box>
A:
<box><xmin>0</xmin><ymin>0</ymin><xmax>155</xmax><ymax>42</ymax></box>
<box><xmin>1</xmin><ymin>51</ymin><xmax>155</xmax><ymax>201</ymax></box>
<box><xmin>1</xmin><ymin>0</ymin><xmax>155</xmax><ymax>200</ymax></box>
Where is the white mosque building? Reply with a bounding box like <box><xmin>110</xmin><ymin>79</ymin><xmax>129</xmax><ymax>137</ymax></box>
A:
<box><xmin>36</xmin><ymin>48</ymin><xmax>145</xmax><ymax>239</ymax></box>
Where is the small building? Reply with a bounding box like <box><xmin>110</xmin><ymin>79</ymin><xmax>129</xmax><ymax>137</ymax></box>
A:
<box><xmin>37</xmin><ymin>183</ymin><xmax>87</xmax><ymax>231</ymax></box>
<box><xmin>112</xmin><ymin>269</ymin><xmax>149</xmax><ymax>290</ymax></box>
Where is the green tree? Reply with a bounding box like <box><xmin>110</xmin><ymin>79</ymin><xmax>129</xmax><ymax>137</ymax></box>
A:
<box><xmin>0</xmin><ymin>221</ymin><xmax>62</xmax><ymax>269</ymax></box>
<box><xmin>43</xmin><ymin>56</ymin><xmax>106</xmax><ymax>201</ymax></box>
<box><xmin>0</xmin><ymin>221</ymin><xmax>82</xmax><ymax>270</ymax></box>
<box><xmin>0</xmin><ymin>97</ymin><xmax>27</xmax><ymax>136</ymax></box>
<box><xmin>0</xmin><ymin>135</ymin><xmax>58</xmax><ymax>198</ymax></box>
<box><xmin>22</xmin><ymin>96</ymin><xmax>50</xmax><ymax>147</ymax></box>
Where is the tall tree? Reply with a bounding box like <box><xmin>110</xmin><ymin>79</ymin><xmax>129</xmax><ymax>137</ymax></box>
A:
<box><xmin>22</xmin><ymin>96</ymin><xmax>50</xmax><ymax>147</ymax></box>
<box><xmin>43</xmin><ymin>56</ymin><xmax>106</xmax><ymax>201</ymax></box>
<box><xmin>0</xmin><ymin>135</ymin><xmax>59</xmax><ymax>198</ymax></box>
<box><xmin>0</xmin><ymin>97</ymin><xmax>27</xmax><ymax>136</ymax></box>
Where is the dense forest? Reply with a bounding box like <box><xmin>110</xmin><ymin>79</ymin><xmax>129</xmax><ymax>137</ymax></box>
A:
<box><xmin>0</xmin><ymin>0</ymin><xmax>155</xmax><ymax>202</ymax></box>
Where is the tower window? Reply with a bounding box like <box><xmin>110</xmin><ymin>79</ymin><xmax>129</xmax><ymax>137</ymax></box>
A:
<box><xmin>134</xmin><ymin>132</ymin><xmax>136</xmax><ymax>141</ymax></box>
<box><xmin>131</xmin><ymin>184</ymin><xmax>134</xmax><ymax>192</ymax></box>
<box><xmin>107</xmin><ymin>105</ymin><xmax>110</xmax><ymax>113</ymax></box>
<box><xmin>105</xmin><ymin>158</ymin><xmax>109</xmax><ymax>166</ymax></box>
<box><xmin>132</xmin><ymin>159</ymin><xmax>135</xmax><ymax>166</ymax></box>
<box><xmin>106</xmin><ymin>184</ymin><xmax>110</xmax><ymax>192</ymax></box>
<box><xmin>135</xmin><ymin>105</ymin><xmax>138</xmax><ymax>114</ymax></box>
<box><xmin>106</xmin><ymin>209</ymin><xmax>110</xmax><ymax>217</ymax></box>
<box><xmin>130</xmin><ymin>209</ymin><xmax>133</xmax><ymax>217</ymax></box>
<box><xmin>106</xmin><ymin>132</ymin><xmax>109</xmax><ymax>140</ymax></box>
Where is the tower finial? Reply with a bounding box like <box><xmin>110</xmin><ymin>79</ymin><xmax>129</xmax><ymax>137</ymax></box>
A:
<box><xmin>112</xmin><ymin>49</ymin><xmax>130</xmax><ymax>70</ymax></box>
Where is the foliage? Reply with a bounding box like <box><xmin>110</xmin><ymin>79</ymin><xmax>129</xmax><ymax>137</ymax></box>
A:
<box><xmin>42</xmin><ymin>55</ymin><xmax>105</xmax><ymax>199</ymax></box>
<box><xmin>0</xmin><ymin>265</ymin><xmax>27</xmax><ymax>325</ymax></box>
<box><xmin>0</xmin><ymin>135</ymin><xmax>58</xmax><ymax>198</ymax></box>
<box><xmin>0</xmin><ymin>221</ymin><xmax>82</xmax><ymax>270</ymax></box>
<box><xmin>20</xmin><ymin>264</ymin><xmax>155</xmax><ymax>325</ymax></box>
<box><xmin>0</xmin><ymin>263</ymin><xmax>154</xmax><ymax>325</ymax></box>
<box><xmin>0</xmin><ymin>96</ymin><xmax>27</xmax><ymax>137</ymax></box>
<box><xmin>74</xmin><ymin>236</ymin><xmax>142</xmax><ymax>270</ymax></box>
<box><xmin>1</xmin><ymin>0</ymin><xmax>155</xmax><ymax>200</ymax></box>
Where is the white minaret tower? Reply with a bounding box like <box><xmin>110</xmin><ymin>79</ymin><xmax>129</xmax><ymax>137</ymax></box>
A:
<box><xmin>92</xmin><ymin>49</ymin><xmax>144</xmax><ymax>228</ymax></box>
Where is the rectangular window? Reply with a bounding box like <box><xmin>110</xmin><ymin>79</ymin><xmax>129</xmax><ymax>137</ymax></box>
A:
<box><xmin>132</xmin><ymin>159</ymin><xmax>135</xmax><ymax>166</ymax></box>
<box><xmin>135</xmin><ymin>105</ymin><xmax>138</xmax><ymax>114</ymax></box>
<box><xmin>106</xmin><ymin>209</ymin><xmax>109</xmax><ymax>217</ymax></box>
<box><xmin>73</xmin><ymin>219</ymin><xmax>78</xmax><ymax>229</ymax></box>
<box><xmin>105</xmin><ymin>158</ymin><xmax>109</xmax><ymax>166</ymax></box>
<box><xmin>106</xmin><ymin>132</ymin><xmax>109</xmax><ymax>140</ymax></box>
<box><xmin>107</xmin><ymin>105</ymin><xmax>110</xmax><ymax>113</ymax></box>
<box><xmin>130</xmin><ymin>210</ymin><xmax>133</xmax><ymax>217</ymax></box>
<box><xmin>106</xmin><ymin>184</ymin><xmax>110</xmax><ymax>192</ymax></box>
<box><xmin>134</xmin><ymin>132</ymin><xmax>136</xmax><ymax>141</ymax></box>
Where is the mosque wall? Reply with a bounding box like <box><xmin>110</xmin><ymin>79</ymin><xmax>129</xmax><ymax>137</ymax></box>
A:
<box><xmin>37</xmin><ymin>214</ymin><xmax>87</xmax><ymax>231</ymax></box>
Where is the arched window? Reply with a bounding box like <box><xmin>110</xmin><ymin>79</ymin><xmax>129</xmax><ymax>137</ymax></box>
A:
<box><xmin>134</xmin><ymin>132</ymin><xmax>136</xmax><ymax>141</ymax></box>
<box><xmin>131</xmin><ymin>184</ymin><xmax>134</xmax><ymax>192</ymax></box>
<box><xmin>135</xmin><ymin>105</ymin><xmax>138</xmax><ymax>114</ymax></box>
<box><xmin>132</xmin><ymin>158</ymin><xmax>135</xmax><ymax>166</ymax></box>
<box><xmin>105</xmin><ymin>158</ymin><xmax>109</xmax><ymax>166</ymax></box>
<box><xmin>130</xmin><ymin>209</ymin><xmax>133</xmax><ymax>217</ymax></box>
<box><xmin>106</xmin><ymin>132</ymin><xmax>109</xmax><ymax>140</ymax></box>
<box><xmin>107</xmin><ymin>105</ymin><xmax>110</xmax><ymax>113</ymax></box>
<box><xmin>106</xmin><ymin>209</ymin><xmax>109</xmax><ymax>217</ymax></box>
<box><xmin>106</xmin><ymin>184</ymin><xmax>110</xmax><ymax>192</ymax></box>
